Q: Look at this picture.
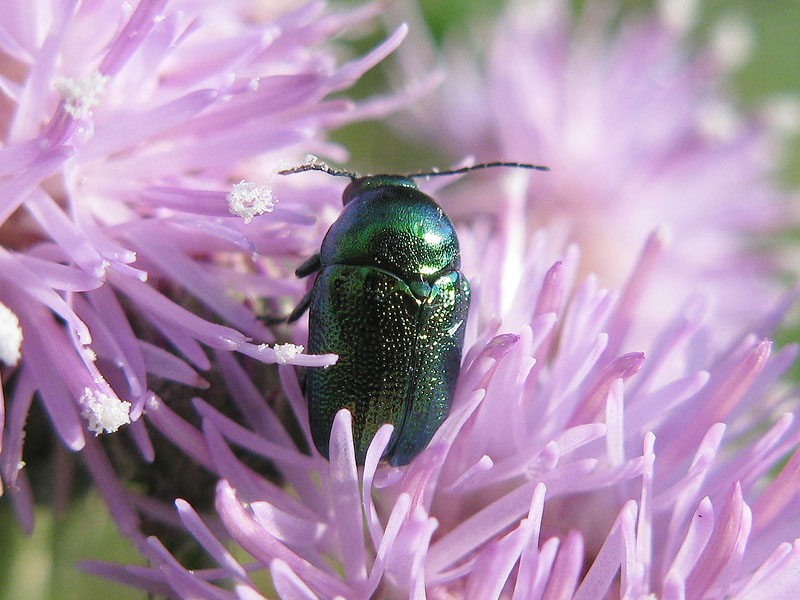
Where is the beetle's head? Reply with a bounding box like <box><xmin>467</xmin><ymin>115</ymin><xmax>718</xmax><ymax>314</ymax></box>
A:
<box><xmin>342</xmin><ymin>175</ymin><xmax>417</xmax><ymax>206</ymax></box>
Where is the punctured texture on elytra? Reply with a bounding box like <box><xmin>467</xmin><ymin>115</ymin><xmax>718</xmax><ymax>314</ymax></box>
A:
<box><xmin>301</xmin><ymin>177</ymin><xmax>470</xmax><ymax>465</ymax></box>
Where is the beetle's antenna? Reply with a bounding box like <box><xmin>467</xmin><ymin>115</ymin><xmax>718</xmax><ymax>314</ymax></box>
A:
<box><xmin>407</xmin><ymin>161</ymin><xmax>549</xmax><ymax>179</ymax></box>
<box><xmin>278</xmin><ymin>156</ymin><xmax>358</xmax><ymax>180</ymax></box>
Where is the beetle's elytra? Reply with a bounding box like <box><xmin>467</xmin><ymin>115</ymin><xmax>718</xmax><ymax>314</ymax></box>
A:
<box><xmin>282</xmin><ymin>161</ymin><xmax>548</xmax><ymax>466</ymax></box>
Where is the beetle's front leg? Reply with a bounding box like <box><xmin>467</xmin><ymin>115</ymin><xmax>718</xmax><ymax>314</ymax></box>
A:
<box><xmin>296</xmin><ymin>253</ymin><xmax>322</xmax><ymax>278</ymax></box>
<box><xmin>285</xmin><ymin>253</ymin><xmax>322</xmax><ymax>322</ymax></box>
<box><xmin>287</xmin><ymin>290</ymin><xmax>313</xmax><ymax>323</ymax></box>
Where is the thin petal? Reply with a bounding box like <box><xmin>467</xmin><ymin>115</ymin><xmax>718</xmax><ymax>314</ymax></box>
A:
<box><xmin>215</xmin><ymin>480</ymin><xmax>352</xmax><ymax>599</ymax></box>
<box><xmin>328</xmin><ymin>409</ymin><xmax>367</xmax><ymax>584</ymax></box>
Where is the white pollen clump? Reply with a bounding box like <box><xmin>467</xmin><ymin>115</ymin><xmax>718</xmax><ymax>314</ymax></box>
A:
<box><xmin>227</xmin><ymin>179</ymin><xmax>277</xmax><ymax>223</ymax></box>
<box><xmin>274</xmin><ymin>343</ymin><xmax>304</xmax><ymax>364</ymax></box>
<box><xmin>80</xmin><ymin>387</ymin><xmax>132</xmax><ymax>435</ymax></box>
<box><xmin>56</xmin><ymin>71</ymin><xmax>110</xmax><ymax>118</ymax></box>
<box><xmin>0</xmin><ymin>302</ymin><xmax>23</xmax><ymax>366</ymax></box>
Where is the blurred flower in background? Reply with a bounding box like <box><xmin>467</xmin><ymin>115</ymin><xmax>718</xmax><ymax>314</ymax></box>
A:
<box><xmin>0</xmin><ymin>0</ymin><xmax>412</xmax><ymax>552</ymax></box>
<box><xmin>388</xmin><ymin>0</ymin><xmax>798</xmax><ymax>348</ymax></box>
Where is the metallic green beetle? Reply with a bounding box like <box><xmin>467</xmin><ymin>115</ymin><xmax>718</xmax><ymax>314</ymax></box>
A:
<box><xmin>283</xmin><ymin>161</ymin><xmax>547</xmax><ymax>466</ymax></box>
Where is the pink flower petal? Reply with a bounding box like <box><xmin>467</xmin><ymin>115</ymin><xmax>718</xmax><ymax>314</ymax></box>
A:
<box><xmin>542</xmin><ymin>530</ymin><xmax>584</xmax><ymax>600</ymax></box>
<box><xmin>361</xmin><ymin>423</ymin><xmax>394</xmax><ymax>550</ymax></box>
<box><xmin>215</xmin><ymin>480</ymin><xmax>352</xmax><ymax>599</ymax></box>
<box><xmin>328</xmin><ymin>409</ymin><xmax>367</xmax><ymax>585</ymax></box>
<box><xmin>176</xmin><ymin>498</ymin><xmax>250</xmax><ymax>583</ymax></box>
<box><xmin>145</xmin><ymin>393</ymin><xmax>214</xmax><ymax>471</ymax></box>
<box><xmin>98</xmin><ymin>0</ymin><xmax>168</xmax><ymax>77</ymax></box>
<box><xmin>686</xmin><ymin>483</ymin><xmax>752</xmax><ymax>598</ymax></box>
<box><xmin>270</xmin><ymin>558</ymin><xmax>320</xmax><ymax>600</ymax></box>
<box><xmin>110</xmin><ymin>271</ymin><xmax>247</xmax><ymax>350</ymax></box>
<box><xmin>145</xmin><ymin>536</ymin><xmax>235</xmax><ymax>600</ymax></box>
<box><xmin>195</xmin><ymin>398</ymin><xmax>313</xmax><ymax>470</ymax></box>
<box><xmin>731</xmin><ymin>540</ymin><xmax>800</xmax><ymax>600</ymax></box>
<box><xmin>139</xmin><ymin>341</ymin><xmax>207</xmax><ymax>388</ymax></box>
<box><xmin>573</xmin><ymin>501</ymin><xmax>638</xmax><ymax>600</ymax></box>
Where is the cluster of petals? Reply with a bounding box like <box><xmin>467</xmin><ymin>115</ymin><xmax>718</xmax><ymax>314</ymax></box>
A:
<box><xmin>84</xmin><ymin>172</ymin><xmax>800</xmax><ymax>598</ymax></box>
<box><xmin>0</xmin><ymin>0</ymin><xmax>411</xmax><ymax>529</ymax></box>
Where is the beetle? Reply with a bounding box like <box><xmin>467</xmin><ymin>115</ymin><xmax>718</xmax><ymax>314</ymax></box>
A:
<box><xmin>281</xmin><ymin>161</ymin><xmax>548</xmax><ymax>466</ymax></box>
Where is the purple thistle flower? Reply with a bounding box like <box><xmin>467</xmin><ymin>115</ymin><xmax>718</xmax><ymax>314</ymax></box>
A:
<box><xmin>3</xmin><ymin>1</ymin><xmax>798</xmax><ymax>598</ymax></box>
<box><xmin>390</xmin><ymin>0</ymin><xmax>794</xmax><ymax>346</ymax></box>
<box><xmin>81</xmin><ymin>160</ymin><xmax>800</xmax><ymax>597</ymax></box>
<box><xmin>0</xmin><ymin>0</ymin><xmax>413</xmax><ymax>533</ymax></box>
